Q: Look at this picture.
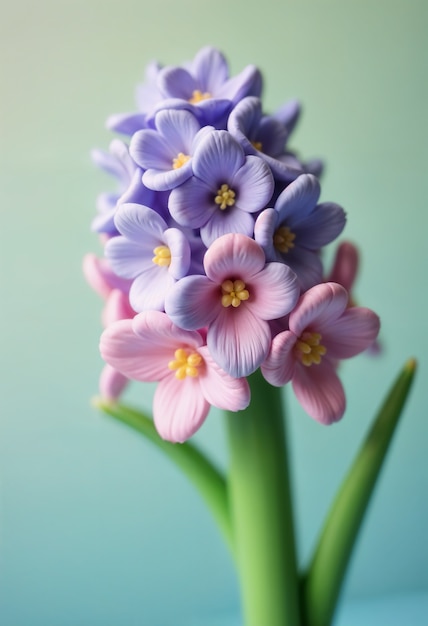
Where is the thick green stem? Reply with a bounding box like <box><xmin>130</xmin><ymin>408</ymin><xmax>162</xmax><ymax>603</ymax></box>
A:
<box><xmin>225</xmin><ymin>369</ymin><xmax>301</xmax><ymax>626</ymax></box>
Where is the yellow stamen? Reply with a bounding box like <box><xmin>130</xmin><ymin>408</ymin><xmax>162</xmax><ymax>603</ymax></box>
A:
<box><xmin>189</xmin><ymin>89</ymin><xmax>212</xmax><ymax>104</ymax></box>
<box><xmin>214</xmin><ymin>184</ymin><xmax>236</xmax><ymax>210</ymax></box>
<box><xmin>168</xmin><ymin>347</ymin><xmax>203</xmax><ymax>379</ymax></box>
<box><xmin>251</xmin><ymin>140</ymin><xmax>263</xmax><ymax>152</ymax></box>
<box><xmin>172</xmin><ymin>152</ymin><xmax>191</xmax><ymax>170</ymax></box>
<box><xmin>294</xmin><ymin>331</ymin><xmax>327</xmax><ymax>366</ymax></box>
<box><xmin>221</xmin><ymin>279</ymin><xmax>250</xmax><ymax>308</ymax></box>
<box><xmin>273</xmin><ymin>226</ymin><xmax>296</xmax><ymax>253</ymax></box>
<box><xmin>152</xmin><ymin>245</ymin><xmax>171</xmax><ymax>267</ymax></box>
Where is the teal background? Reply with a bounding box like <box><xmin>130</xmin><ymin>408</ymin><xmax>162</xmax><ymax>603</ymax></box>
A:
<box><xmin>1</xmin><ymin>1</ymin><xmax>427</xmax><ymax>624</ymax></box>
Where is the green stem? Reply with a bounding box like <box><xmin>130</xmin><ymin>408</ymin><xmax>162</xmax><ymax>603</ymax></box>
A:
<box><xmin>225</xmin><ymin>369</ymin><xmax>301</xmax><ymax>626</ymax></box>
<box><xmin>94</xmin><ymin>398</ymin><xmax>234</xmax><ymax>555</ymax></box>
<box><xmin>302</xmin><ymin>358</ymin><xmax>417</xmax><ymax>626</ymax></box>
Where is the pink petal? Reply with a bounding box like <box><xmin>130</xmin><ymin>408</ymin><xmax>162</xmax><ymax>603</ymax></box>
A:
<box><xmin>100</xmin><ymin>312</ymin><xmax>203</xmax><ymax>382</ymax></box>
<box><xmin>198</xmin><ymin>346</ymin><xmax>250</xmax><ymax>411</ymax></box>
<box><xmin>321</xmin><ymin>307</ymin><xmax>380</xmax><ymax>359</ymax></box>
<box><xmin>261</xmin><ymin>330</ymin><xmax>297</xmax><ymax>386</ymax></box>
<box><xmin>100</xmin><ymin>319</ymin><xmax>165</xmax><ymax>382</ymax></box>
<box><xmin>204</xmin><ymin>233</ymin><xmax>265</xmax><ymax>283</ymax></box>
<box><xmin>132</xmin><ymin>310</ymin><xmax>204</xmax><ymax>350</ymax></box>
<box><xmin>208</xmin><ymin>306</ymin><xmax>271</xmax><ymax>377</ymax></box>
<box><xmin>292</xmin><ymin>360</ymin><xmax>346</xmax><ymax>424</ymax></box>
<box><xmin>99</xmin><ymin>364</ymin><xmax>129</xmax><ymax>400</ymax></box>
<box><xmin>153</xmin><ymin>375</ymin><xmax>210</xmax><ymax>442</ymax></box>
<box><xmin>249</xmin><ymin>262</ymin><xmax>299</xmax><ymax>320</ymax></box>
<box><xmin>328</xmin><ymin>241</ymin><xmax>359</xmax><ymax>291</ymax></box>
<box><xmin>83</xmin><ymin>253</ymin><xmax>132</xmax><ymax>297</ymax></box>
<box><xmin>102</xmin><ymin>289</ymin><xmax>134</xmax><ymax>327</ymax></box>
<box><xmin>289</xmin><ymin>282</ymin><xmax>348</xmax><ymax>337</ymax></box>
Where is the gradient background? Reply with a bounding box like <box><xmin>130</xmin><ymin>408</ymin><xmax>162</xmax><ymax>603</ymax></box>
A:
<box><xmin>1</xmin><ymin>1</ymin><xmax>427</xmax><ymax>624</ymax></box>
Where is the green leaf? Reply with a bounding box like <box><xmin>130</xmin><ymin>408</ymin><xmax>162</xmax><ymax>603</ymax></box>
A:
<box><xmin>93</xmin><ymin>398</ymin><xmax>234</xmax><ymax>555</ymax></box>
<box><xmin>302</xmin><ymin>358</ymin><xmax>417</xmax><ymax>626</ymax></box>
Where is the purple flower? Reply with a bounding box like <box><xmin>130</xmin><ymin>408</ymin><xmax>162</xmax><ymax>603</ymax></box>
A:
<box><xmin>100</xmin><ymin>311</ymin><xmax>250</xmax><ymax>442</ymax></box>
<box><xmin>169</xmin><ymin>130</ymin><xmax>274</xmax><ymax>247</ymax></box>
<box><xmin>273</xmin><ymin>99</ymin><xmax>301</xmax><ymax>135</ymax></box>
<box><xmin>228</xmin><ymin>96</ymin><xmax>305</xmax><ymax>182</ymax></box>
<box><xmin>254</xmin><ymin>174</ymin><xmax>346</xmax><ymax>291</ymax></box>
<box><xmin>91</xmin><ymin>139</ymin><xmax>153</xmax><ymax>236</ymax></box>
<box><xmin>105</xmin><ymin>203</ymin><xmax>191</xmax><ymax>312</ymax></box>
<box><xmin>155</xmin><ymin>47</ymin><xmax>262</xmax><ymax>127</ymax></box>
<box><xmin>165</xmin><ymin>233</ymin><xmax>299</xmax><ymax>377</ymax></box>
<box><xmin>261</xmin><ymin>282</ymin><xmax>380</xmax><ymax>424</ymax></box>
<box><xmin>129</xmin><ymin>109</ymin><xmax>212</xmax><ymax>191</ymax></box>
<box><xmin>106</xmin><ymin>61</ymin><xmax>164</xmax><ymax>136</ymax></box>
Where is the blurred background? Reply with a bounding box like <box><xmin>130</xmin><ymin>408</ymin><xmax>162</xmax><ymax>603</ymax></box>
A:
<box><xmin>1</xmin><ymin>1</ymin><xmax>427</xmax><ymax>624</ymax></box>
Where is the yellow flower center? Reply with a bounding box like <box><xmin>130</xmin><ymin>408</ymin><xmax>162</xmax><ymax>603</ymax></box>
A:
<box><xmin>215</xmin><ymin>184</ymin><xmax>236</xmax><ymax>210</ymax></box>
<box><xmin>172</xmin><ymin>152</ymin><xmax>191</xmax><ymax>170</ymax></box>
<box><xmin>295</xmin><ymin>332</ymin><xmax>327</xmax><ymax>367</ymax></box>
<box><xmin>152</xmin><ymin>245</ymin><xmax>171</xmax><ymax>267</ymax></box>
<box><xmin>168</xmin><ymin>348</ymin><xmax>203</xmax><ymax>380</ymax></box>
<box><xmin>189</xmin><ymin>89</ymin><xmax>212</xmax><ymax>104</ymax></box>
<box><xmin>273</xmin><ymin>226</ymin><xmax>296</xmax><ymax>253</ymax></box>
<box><xmin>221</xmin><ymin>279</ymin><xmax>250</xmax><ymax>308</ymax></box>
<box><xmin>251</xmin><ymin>140</ymin><xmax>263</xmax><ymax>152</ymax></box>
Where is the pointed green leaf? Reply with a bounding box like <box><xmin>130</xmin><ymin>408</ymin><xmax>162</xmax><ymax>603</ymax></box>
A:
<box><xmin>94</xmin><ymin>398</ymin><xmax>234</xmax><ymax>554</ymax></box>
<box><xmin>302</xmin><ymin>358</ymin><xmax>417</xmax><ymax>626</ymax></box>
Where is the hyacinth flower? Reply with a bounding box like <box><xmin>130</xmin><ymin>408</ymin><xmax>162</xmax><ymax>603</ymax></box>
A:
<box><xmin>327</xmin><ymin>240</ymin><xmax>360</xmax><ymax>302</ymax></box>
<box><xmin>100</xmin><ymin>310</ymin><xmax>250</xmax><ymax>442</ymax></box>
<box><xmin>254</xmin><ymin>173</ymin><xmax>346</xmax><ymax>291</ymax></box>
<box><xmin>165</xmin><ymin>233</ymin><xmax>299</xmax><ymax>377</ymax></box>
<box><xmin>328</xmin><ymin>240</ymin><xmax>382</xmax><ymax>355</ymax></box>
<box><xmin>156</xmin><ymin>46</ymin><xmax>262</xmax><ymax>127</ymax></box>
<box><xmin>129</xmin><ymin>109</ymin><xmax>213</xmax><ymax>191</ymax></box>
<box><xmin>91</xmin><ymin>139</ymin><xmax>154</xmax><ymax>236</ymax></box>
<box><xmin>169</xmin><ymin>130</ymin><xmax>274</xmax><ymax>246</ymax></box>
<box><xmin>107</xmin><ymin>61</ymin><xmax>164</xmax><ymax>136</ymax></box>
<box><xmin>83</xmin><ymin>254</ymin><xmax>135</xmax><ymax>400</ymax></box>
<box><xmin>88</xmin><ymin>46</ymin><xmax>417</xmax><ymax>626</ymax></box>
<box><xmin>228</xmin><ymin>95</ymin><xmax>305</xmax><ymax>182</ymax></box>
<box><xmin>261</xmin><ymin>282</ymin><xmax>380</xmax><ymax>423</ymax></box>
<box><xmin>105</xmin><ymin>203</ymin><xmax>191</xmax><ymax>312</ymax></box>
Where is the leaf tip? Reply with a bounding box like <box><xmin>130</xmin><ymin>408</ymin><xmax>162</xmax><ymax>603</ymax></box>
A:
<box><xmin>405</xmin><ymin>357</ymin><xmax>417</xmax><ymax>373</ymax></box>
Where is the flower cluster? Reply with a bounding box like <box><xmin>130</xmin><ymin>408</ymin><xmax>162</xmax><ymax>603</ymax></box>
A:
<box><xmin>85</xmin><ymin>46</ymin><xmax>380</xmax><ymax>442</ymax></box>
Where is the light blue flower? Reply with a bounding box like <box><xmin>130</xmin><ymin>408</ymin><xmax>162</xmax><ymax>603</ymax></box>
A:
<box><xmin>130</xmin><ymin>109</ymin><xmax>212</xmax><ymax>191</ymax></box>
<box><xmin>169</xmin><ymin>130</ymin><xmax>274</xmax><ymax>247</ymax></box>
<box><xmin>105</xmin><ymin>203</ymin><xmax>191</xmax><ymax>312</ymax></box>
<box><xmin>254</xmin><ymin>174</ymin><xmax>346</xmax><ymax>291</ymax></box>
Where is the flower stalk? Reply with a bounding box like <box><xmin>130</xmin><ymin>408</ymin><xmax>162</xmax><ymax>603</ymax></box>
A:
<box><xmin>225</xmin><ymin>369</ymin><xmax>301</xmax><ymax>626</ymax></box>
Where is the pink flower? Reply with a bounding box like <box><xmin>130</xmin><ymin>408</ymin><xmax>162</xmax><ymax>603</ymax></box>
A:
<box><xmin>99</xmin><ymin>311</ymin><xmax>250</xmax><ymax>442</ymax></box>
<box><xmin>165</xmin><ymin>233</ymin><xmax>299</xmax><ymax>377</ymax></box>
<box><xmin>83</xmin><ymin>253</ymin><xmax>135</xmax><ymax>400</ymax></box>
<box><xmin>261</xmin><ymin>282</ymin><xmax>380</xmax><ymax>424</ymax></box>
<box><xmin>327</xmin><ymin>241</ymin><xmax>381</xmax><ymax>355</ymax></box>
<box><xmin>327</xmin><ymin>241</ymin><xmax>359</xmax><ymax>300</ymax></box>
